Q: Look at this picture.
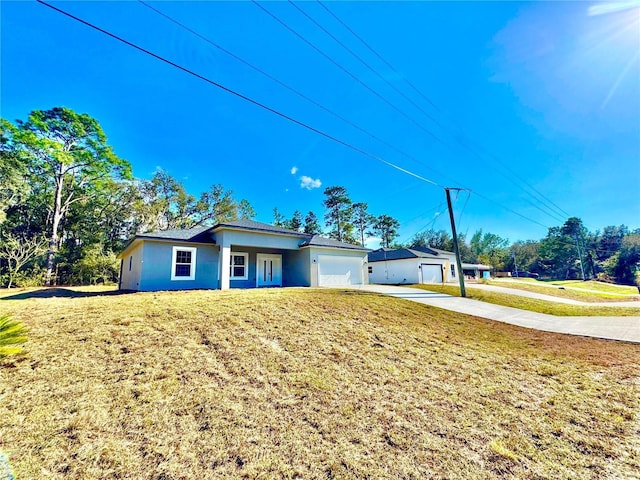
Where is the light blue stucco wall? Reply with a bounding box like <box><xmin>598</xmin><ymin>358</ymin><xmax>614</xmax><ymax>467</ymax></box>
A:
<box><xmin>283</xmin><ymin>249</ymin><xmax>311</xmax><ymax>287</ymax></box>
<box><xmin>213</xmin><ymin>229</ymin><xmax>302</xmax><ymax>250</ymax></box>
<box><xmin>228</xmin><ymin>247</ymin><xmax>311</xmax><ymax>288</ymax></box>
<box><xmin>120</xmin><ymin>241</ymin><xmax>143</xmax><ymax>290</ymax></box>
<box><xmin>138</xmin><ymin>241</ymin><xmax>219</xmax><ymax>291</ymax></box>
<box><xmin>123</xmin><ymin>231</ymin><xmax>365</xmax><ymax>291</ymax></box>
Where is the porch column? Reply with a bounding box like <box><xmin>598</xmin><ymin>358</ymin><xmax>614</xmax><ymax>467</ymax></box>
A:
<box><xmin>220</xmin><ymin>242</ymin><xmax>231</xmax><ymax>290</ymax></box>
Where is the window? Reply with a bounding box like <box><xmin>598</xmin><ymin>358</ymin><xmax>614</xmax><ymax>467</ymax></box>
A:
<box><xmin>129</xmin><ymin>256</ymin><xmax>132</xmax><ymax>271</ymax></box>
<box><xmin>368</xmin><ymin>266</ymin><xmax>373</xmax><ymax>274</ymax></box>
<box><xmin>450</xmin><ymin>264</ymin><xmax>456</xmax><ymax>278</ymax></box>
<box><xmin>171</xmin><ymin>246</ymin><xmax>196</xmax><ymax>280</ymax></box>
<box><xmin>230</xmin><ymin>252</ymin><xmax>248</xmax><ymax>280</ymax></box>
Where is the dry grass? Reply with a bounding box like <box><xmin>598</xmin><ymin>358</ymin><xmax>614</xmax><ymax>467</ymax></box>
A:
<box><xmin>488</xmin><ymin>279</ymin><xmax>640</xmax><ymax>302</ymax></box>
<box><xmin>413</xmin><ymin>284</ymin><xmax>640</xmax><ymax>316</ymax></box>
<box><xmin>1</xmin><ymin>287</ymin><xmax>639</xmax><ymax>479</ymax></box>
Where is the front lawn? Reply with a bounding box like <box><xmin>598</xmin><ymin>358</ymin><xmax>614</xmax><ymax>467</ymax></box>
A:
<box><xmin>1</xmin><ymin>288</ymin><xmax>638</xmax><ymax>479</ymax></box>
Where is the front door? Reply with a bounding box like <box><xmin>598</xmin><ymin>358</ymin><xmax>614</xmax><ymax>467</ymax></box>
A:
<box><xmin>256</xmin><ymin>254</ymin><xmax>282</xmax><ymax>287</ymax></box>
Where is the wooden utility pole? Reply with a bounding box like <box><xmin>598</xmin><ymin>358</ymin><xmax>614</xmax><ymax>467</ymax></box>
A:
<box><xmin>445</xmin><ymin>188</ymin><xmax>467</xmax><ymax>297</ymax></box>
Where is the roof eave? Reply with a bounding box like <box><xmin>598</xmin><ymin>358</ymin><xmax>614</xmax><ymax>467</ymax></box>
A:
<box><xmin>212</xmin><ymin>224</ymin><xmax>307</xmax><ymax>238</ymax></box>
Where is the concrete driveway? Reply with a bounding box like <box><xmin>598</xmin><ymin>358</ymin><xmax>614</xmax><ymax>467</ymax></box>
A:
<box><xmin>349</xmin><ymin>284</ymin><xmax>640</xmax><ymax>343</ymax></box>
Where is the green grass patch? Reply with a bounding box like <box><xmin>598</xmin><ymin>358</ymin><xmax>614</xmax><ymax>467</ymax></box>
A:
<box><xmin>1</xmin><ymin>287</ymin><xmax>639</xmax><ymax>479</ymax></box>
<box><xmin>414</xmin><ymin>284</ymin><xmax>640</xmax><ymax>316</ymax></box>
<box><xmin>486</xmin><ymin>279</ymin><xmax>639</xmax><ymax>302</ymax></box>
<box><xmin>545</xmin><ymin>280</ymin><xmax>639</xmax><ymax>294</ymax></box>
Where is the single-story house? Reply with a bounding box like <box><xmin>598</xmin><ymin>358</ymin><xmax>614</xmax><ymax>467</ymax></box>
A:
<box><xmin>462</xmin><ymin>263</ymin><xmax>493</xmax><ymax>280</ymax></box>
<box><xmin>117</xmin><ymin>219</ymin><xmax>370</xmax><ymax>291</ymax></box>
<box><xmin>367</xmin><ymin>246</ymin><xmax>459</xmax><ymax>285</ymax></box>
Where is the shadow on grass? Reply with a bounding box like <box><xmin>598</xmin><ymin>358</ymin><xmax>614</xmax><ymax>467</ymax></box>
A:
<box><xmin>0</xmin><ymin>287</ymin><xmax>133</xmax><ymax>301</ymax></box>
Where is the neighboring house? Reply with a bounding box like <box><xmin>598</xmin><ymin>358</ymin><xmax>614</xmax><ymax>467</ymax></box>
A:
<box><xmin>462</xmin><ymin>263</ymin><xmax>492</xmax><ymax>280</ymax></box>
<box><xmin>367</xmin><ymin>246</ymin><xmax>459</xmax><ymax>285</ymax></box>
<box><xmin>117</xmin><ymin>219</ymin><xmax>369</xmax><ymax>291</ymax></box>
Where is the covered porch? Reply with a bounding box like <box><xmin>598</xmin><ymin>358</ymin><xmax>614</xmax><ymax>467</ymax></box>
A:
<box><xmin>215</xmin><ymin>228</ymin><xmax>310</xmax><ymax>290</ymax></box>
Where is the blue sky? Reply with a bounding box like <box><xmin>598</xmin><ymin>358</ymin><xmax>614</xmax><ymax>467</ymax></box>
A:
<box><xmin>2</xmin><ymin>0</ymin><xmax>639</xmax><ymax>246</ymax></box>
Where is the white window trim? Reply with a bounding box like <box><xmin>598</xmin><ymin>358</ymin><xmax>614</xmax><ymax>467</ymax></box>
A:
<box><xmin>230</xmin><ymin>252</ymin><xmax>249</xmax><ymax>280</ymax></box>
<box><xmin>171</xmin><ymin>246</ymin><xmax>197</xmax><ymax>281</ymax></box>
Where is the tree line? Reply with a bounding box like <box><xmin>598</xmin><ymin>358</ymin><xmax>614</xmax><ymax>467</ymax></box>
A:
<box><xmin>1</xmin><ymin>108</ymin><xmax>638</xmax><ymax>288</ymax></box>
<box><xmin>406</xmin><ymin>219</ymin><xmax>639</xmax><ymax>286</ymax></box>
<box><xmin>0</xmin><ymin>107</ymin><xmax>401</xmax><ymax>287</ymax></box>
<box><xmin>272</xmin><ymin>185</ymin><xmax>400</xmax><ymax>249</ymax></box>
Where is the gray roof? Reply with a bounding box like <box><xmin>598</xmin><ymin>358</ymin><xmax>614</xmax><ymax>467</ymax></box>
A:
<box><xmin>426</xmin><ymin>247</ymin><xmax>455</xmax><ymax>256</ymax></box>
<box><xmin>461</xmin><ymin>263</ymin><xmax>492</xmax><ymax>270</ymax></box>
<box><xmin>368</xmin><ymin>246</ymin><xmax>451</xmax><ymax>262</ymax></box>
<box><xmin>123</xmin><ymin>219</ymin><xmax>368</xmax><ymax>253</ymax></box>
<box><xmin>137</xmin><ymin>225</ymin><xmax>212</xmax><ymax>242</ymax></box>
<box><xmin>406</xmin><ymin>245</ymin><xmax>439</xmax><ymax>255</ymax></box>
<box><xmin>300</xmin><ymin>235</ymin><xmax>370</xmax><ymax>251</ymax></box>
<box><xmin>214</xmin><ymin>219</ymin><xmax>304</xmax><ymax>236</ymax></box>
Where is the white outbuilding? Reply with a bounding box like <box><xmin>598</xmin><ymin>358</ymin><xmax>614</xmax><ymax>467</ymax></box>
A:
<box><xmin>367</xmin><ymin>246</ymin><xmax>459</xmax><ymax>285</ymax></box>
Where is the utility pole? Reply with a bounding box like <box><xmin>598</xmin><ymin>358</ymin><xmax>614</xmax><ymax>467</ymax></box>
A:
<box><xmin>445</xmin><ymin>188</ymin><xmax>466</xmax><ymax>297</ymax></box>
<box><xmin>575</xmin><ymin>236</ymin><xmax>586</xmax><ymax>280</ymax></box>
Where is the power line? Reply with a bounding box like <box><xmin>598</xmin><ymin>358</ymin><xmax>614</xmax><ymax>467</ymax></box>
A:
<box><xmin>456</xmin><ymin>189</ymin><xmax>472</xmax><ymax>228</ymax></box>
<box><xmin>252</xmin><ymin>1</ymin><xmax>457</xmax><ymax>152</ymax></box>
<box><xmin>36</xmin><ymin>0</ymin><xmax>443</xmax><ymax>190</ymax></box>
<box><xmin>288</xmin><ymin>0</ymin><xmax>446</xmax><ymax>131</ymax></box>
<box><xmin>39</xmin><ymin>0</ymin><xmax>568</xmax><ymax>236</ymax></box>
<box><xmin>316</xmin><ymin>0</ymin><xmax>571</xmax><ymax>223</ymax></box>
<box><xmin>144</xmin><ymin>0</ymin><xmax>567</xmax><ymax>232</ymax></box>
<box><xmin>254</xmin><ymin>1</ymin><xmax>565</xmax><ymax>227</ymax></box>
<box><xmin>397</xmin><ymin>201</ymin><xmax>448</xmax><ymax>244</ymax></box>
<box><xmin>137</xmin><ymin>0</ymin><xmax>453</xmax><ymax>185</ymax></box>
<box><xmin>316</xmin><ymin>1</ymin><xmax>443</xmax><ymax>115</ymax></box>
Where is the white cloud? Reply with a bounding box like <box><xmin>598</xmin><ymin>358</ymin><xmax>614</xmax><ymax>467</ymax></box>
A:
<box><xmin>290</xmin><ymin>166</ymin><xmax>298</xmax><ymax>175</ymax></box>
<box><xmin>300</xmin><ymin>176</ymin><xmax>322</xmax><ymax>190</ymax></box>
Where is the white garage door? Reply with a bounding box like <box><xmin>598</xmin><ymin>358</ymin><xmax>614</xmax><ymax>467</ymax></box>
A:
<box><xmin>318</xmin><ymin>255</ymin><xmax>363</xmax><ymax>286</ymax></box>
<box><xmin>420</xmin><ymin>264</ymin><xmax>443</xmax><ymax>283</ymax></box>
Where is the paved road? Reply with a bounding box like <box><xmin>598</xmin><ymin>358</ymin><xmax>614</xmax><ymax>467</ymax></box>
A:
<box><xmin>350</xmin><ymin>284</ymin><xmax>640</xmax><ymax>343</ymax></box>
<box><xmin>466</xmin><ymin>283</ymin><xmax>640</xmax><ymax>307</ymax></box>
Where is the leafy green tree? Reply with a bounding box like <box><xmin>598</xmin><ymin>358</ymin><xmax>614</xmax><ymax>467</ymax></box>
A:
<box><xmin>323</xmin><ymin>186</ymin><xmax>354</xmax><ymax>243</ymax></box>
<box><xmin>539</xmin><ymin>227</ymin><xmax>573</xmax><ymax>278</ymax></box>
<box><xmin>372</xmin><ymin>215</ymin><xmax>400</xmax><ymax>248</ymax></box>
<box><xmin>134</xmin><ymin>170</ymin><xmax>196</xmax><ymax>231</ymax></box>
<box><xmin>2</xmin><ymin>107</ymin><xmax>132</xmax><ymax>285</ymax></box>
<box><xmin>611</xmin><ymin>233</ymin><xmax>640</xmax><ymax>286</ymax></box>
<box><xmin>410</xmin><ymin>229</ymin><xmax>452</xmax><ymax>250</ymax></box>
<box><xmin>409</xmin><ymin>228</ymin><xmax>474</xmax><ymax>261</ymax></box>
<box><xmin>72</xmin><ymin>244</ymin><xmax>120</xmax><ymax>285</ymax></box>
<box><xmin>0</xmin><ymin>232</ymin><xmax>48</xmax><ymax>288</ymax></box>
<box><xmin>273</xmin><ymin>207</ymin><xmax>285</xmax><ymax>227</ymax></box>
<box><xmin>0</xmin><ymin>125</ymin><xmax>29</xmax><ymax>224</ymax></box>
<box><xmin>0</xmin><ymin>314</ymin><xmax>29</xmax><ymax>358</ymax></box>
<box><xmin>133</xmin><ymin>171</ymin><xmax>243</xmax><ymax>231</ymax></box>
<box><xmin>303</xmin><ymin>211</ymin><xmax>322</xmax><ymax>235</ymax></box>
<box><xmin>238</xmin><ymin>199</ymin><xmax>256</xmax><ymax>220</ymax></box>
<box><xmin>285</xmin><ymin>210</ymin><xmax>304</xmax><ymax>232</ymax></box>
<box><xmin>470</xmin><ymin>229</ymin><xmax>509</xmax><ymax>271</ymax></box>
<box><xmin>507</xmin><ymin>240</ymin><xmax>541</xmax><ymax>273</ymax></box>
<box><xmin>352</xmin><ymin>202</ymin><xmax>374</xmax><ymax>247</ymax></box>
<box><xmin>193</xmin><ymin>184</ymin><xmax>240</xmax><ymax>226</ymax></box>
<box><xmin>596</xmin><ymin>225</ymin><xmax>627</xmax><ymax>261</ymax></box>
<box><xmin>538</xmin><ymin>218</ymin><xmax>591</xmax><ymax>280</ymax></box>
